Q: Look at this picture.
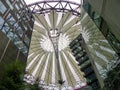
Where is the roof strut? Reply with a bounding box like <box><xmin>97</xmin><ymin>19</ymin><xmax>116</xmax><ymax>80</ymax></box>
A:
<box><xmin>48</xmin><ymin>29</ymin><xmax>65</xmax><ymax>86</ymax></box>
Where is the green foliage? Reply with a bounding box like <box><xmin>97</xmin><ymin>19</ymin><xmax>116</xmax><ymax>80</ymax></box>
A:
<box><xmin>25</xmin><ymin>83</ymin><xmax>41</xmax><ymax>90</ymax></box>
<box><xmin>103</xmin><ymin>63</ymin><xmax>120</xmax><ymax>90</ymax></box>
<box><xmin>0</xmin><ymin>60</ymin><xmax>25</xmax><ymax>90</ymax></box>
<box><xmin>0</xmin><ymin>60</ymin><xmax>43</xmax><ymax>90</ymax></box>
<box><xmin>0</xmin><ymin>60</ymin><xmax>44</xmax><ymax>90</ymax></box>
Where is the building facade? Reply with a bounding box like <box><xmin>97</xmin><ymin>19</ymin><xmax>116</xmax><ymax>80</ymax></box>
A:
<box><xmin>79</xmin><ymin>0</ymin><xmax>120</xmax><ymax>89</ymax></box>
<box><xmin>70</xmin><ymin>34</ymin><xmax>100</xmax><ymax>90</ymax></box>
<box><xmin>83</xmin><ymin>0</ymin><xmax>120</xmax><ymax>57</ymax></box>
<box><xmin>0</xmin><ymin>0</ymin><xmax>34</xmax><ymax>72</ymax></box>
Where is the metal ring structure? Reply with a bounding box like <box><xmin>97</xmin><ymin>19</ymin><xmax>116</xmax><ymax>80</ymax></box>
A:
<box><xmin>28</xmin><ymin>0</ymin><xmax>81</xmax><ymax>16</ymax></box>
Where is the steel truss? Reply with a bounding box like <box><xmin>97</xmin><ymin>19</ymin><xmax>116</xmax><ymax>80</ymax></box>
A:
<box><xmin>28</xmin><ymin>0</ymin><xmax>81</xmax><ymax>16</ymax></box>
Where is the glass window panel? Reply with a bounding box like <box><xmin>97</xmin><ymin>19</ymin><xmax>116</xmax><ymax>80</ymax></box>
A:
<box><xmin>15</xmin><ymin>4</ymin><xmax>20</xmax><ymax>10</ymax></box>
<box><xmin>23</xmin><ymin>23</ymin><xmax>27</xmax><ymax>30</ymax></box>
<box><xmin>6</xmin><ymin>0</ymin><xmax>14</xmax><ymax>10</ymax></box>
<box><xmin>21</xmin><ymin>46</ymin><xmax>28</xmax><ymax>54</ymax></box>
<box><xmin>14</xmin><ymin>23</ymin><xmax>19</xmax><ymax>29</ymax></box>
<box><xmin>107</xmin><ymin>32</ymin><xmax>120</xmax><ymax>53</ymax></box>
<box><xmin>87</xmin><ymin>73</ymin><xmax>96</xmax><ymax>81</ymax></box>
<box><xmin>17</xmin><ymin>14</ymin><xmax>20</xmax><ymax>19</ymax></box>
<box><xmin>83</xmin><ymin>66</ymin><xmax>93</xmax><ymax>74</ymax></box>
<box><xmin>24</xmin><ymin>35</ymin><xmax>30</xmax><ymax>45</ymax></box>
<box><xmin>20</xmin><ymin>4</ymin><xmax>23</xmax><ymax>8</ymax></box>
<box><xmin>26</xmin><ymin>16</ymin><xmax>29</xmax><ymax>21</ymax></box>
<box><xmin>14</xmin><ymin>36</ymin><xmax>20</xmax><ymax>43</ymax></box>
<box><xmin>21</xmin><ymin>0</ymin><xmax>25</xmax><ymax>5</ymax></box>
<box><xmin>6</xmin><ymin>13</ymin><xmax>16</xmax><ymax>25</ymax></box>
<box><xmin>7</xmin><ymin>30</ymin><xmax>28</xmax><ymax>54</ymax></box>
<box><xmin>26</xmin><ymin>8</ymin><xmax>28</xmax><ymax>12</ymax></box>
<box><xmin>7</xmin><ymin>30</ymin><xmax>20</xmax><ymax>43</ymax></box>
<box><xmin>14</xmin><ymin>38</ymin><xmax>24</xmax><ymax>49</ymax></box>
<box><xmin>80</xmin><ymin>60</ymin><xmax>91</xmax><ymax>68</ymax></box>
<box><xmin>0</xmin><ymin>1</ymin><xmax>7</xmax><ymax>14</ymax></box>
<box><xmin>6</xmin><ymin>13</ymin><xmax>12</xmax><ymax>20</ymax></box>
<box><xmin>92</xmin><ymin>12</ymin><xmax>102</xmax><ymax>28</ymax></box>
<box><xmin>17</xmin><ymin>27</ymin><xmax>23</xmax><ymax>37</ymax></box>
<box><xmin>8</xmin><ymin>16</ymin><xmax>16</xmax><ymax>25</ymax></box>
<box><xmin>15</xmin><ymin>40</ymin><xmax>28</xmax><ymax>54</ymax></box>
<box><xmin>2</xmin><ymin>23</ymin><xmax>10</xmax><ymax>34</ymax></box>
<box><xmin>83</xmin><ymin>1</ymin><xmax>91</xmax><ymax>15</ymax></box>
<box><xmin>27</xmin><ymin>23</ymin><xmax>33</xmax><ymax>31</ymax></box>
<box><xmin>0</xmin><ymin>16</ymin><xmax>4</xmax><ymax>29</ymax></box>
<box><xmin>7</xmin><ymin>29</ymin><xmax>15</xmax><ymax>41</ymax></box>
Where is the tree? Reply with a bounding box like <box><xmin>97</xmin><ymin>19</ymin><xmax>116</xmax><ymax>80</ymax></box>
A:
<box><xmin>0</xmin><ymin>60</ymin><xmax>44</xmax><ymax>90</ymax></box>
<box><xmin>0</xmin><ymin>60</ymin><xmax>25</xmax><ymax>90</ymax></box>
<box><xmin>103</xmin><ymin>63</ymin><xmax>120</xmax><ymax>90</ymax></box>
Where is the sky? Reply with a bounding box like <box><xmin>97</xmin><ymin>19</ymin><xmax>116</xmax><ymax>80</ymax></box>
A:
<box><xmin>24</xmin><ymin>0</ymin><xmax>81</xmax><ymax>5</ymax></box>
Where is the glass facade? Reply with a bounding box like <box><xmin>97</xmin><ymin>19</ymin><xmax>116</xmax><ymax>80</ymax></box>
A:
<box><xmin>83</xmin><ymin>0</ymin><xmax>120</xmax><ymax>57</ymax></box>
<box><xmin>6</xmin><ymin>0</ymin><xmax>14</xmax><ymax>10</ymax></box>
<box><xmin>0</xmin><ymin>0</ymin><xmax>34</xmax><ymax>56</ymax></box>
<box><xmin>0</xmin><ymin>16</ymin><xmax>4</xmax><ymax>29</ymax></box>
<box><xmin>0</xmin><ymin>1</ymin><xmax>7</xmax><ymax>14</ymax></box>
<box><xmin>1</xmin><ymin>23</ymin><xmax>9</xmax><ymax>34</ymax></box>
<box><xmin>70</xmin><ymin>34</ymin><xmax>100</xmax><ymax>90</ymax></box>
<box><xmin>107</xmin><ymin>32</ymin><xmax>120</xmax><ymax>55</ymax></box>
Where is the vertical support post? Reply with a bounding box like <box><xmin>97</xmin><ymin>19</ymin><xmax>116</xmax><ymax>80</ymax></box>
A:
<box><xmin>48</xmin><ymin>29</ymin><xmax>64</xmax><ymax>86</ymax></box>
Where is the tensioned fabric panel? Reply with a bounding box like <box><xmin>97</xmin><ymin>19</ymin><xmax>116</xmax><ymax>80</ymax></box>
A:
<box><xmin>24</xmin><ymin>10</ymin><xmax>86</xmax><ymax>90</ymax></box>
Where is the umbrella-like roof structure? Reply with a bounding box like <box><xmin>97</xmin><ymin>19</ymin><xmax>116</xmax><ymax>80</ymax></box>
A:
<box><xmin>24</xmin><ymin>0</ymin><xmax>116</xmax><ymax>89</ymax></box>
<box><xmin>24</xmin><ymin>0</ymin><xmax>86</xmax><ymax>90</ymax></box>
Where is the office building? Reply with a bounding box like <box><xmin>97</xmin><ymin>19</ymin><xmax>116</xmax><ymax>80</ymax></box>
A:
<box><xmin>0</xmin><ymin>0</ymin><xmax>34</xmax><ymax>74</ymax></box>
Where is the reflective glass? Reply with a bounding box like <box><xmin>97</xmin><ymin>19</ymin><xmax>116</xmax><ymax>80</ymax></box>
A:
<box><xmin>21</xmin><ymin>0</ymin><xmax>25</xmax><ymax>5</ymax></box>
<box><xmin>107</xmin><ymin>32</ymin><xmax>120</xmax><ymax>53</ymax></box>
<box><xmin>24</xmin><ymin>35</ymin><xmax>30</xmax><ymax>45</ymax></box>
<box><xmin>92</xmin><ymin>12</ymin><xmax>102</xmax><ymax>28</ymax></box>
<box><xmin>14</xmin><ymin>23</ymin><xmax>19</xmax><ymax>29</ymax></box>
<box><xmin>17</xmin><ymin>14</ymin><xmax>20</xmax><ymax>19</ymax></box>
<box><xmin>6</xmin><ymin>13</ymin><xmax>12</xmax><ymax>20</ymax></box>
<box><xmin>15</xmin><ymin>4</ymin><xmax>20</xmax><ymax>10</ymax></box>
<box><xmin>2</xmin><ymin>23</ymin><xmax>10</xmax><ymax>34</ymax></box>
<box><xmin>17</xmin><ymin>27</ymin><xmax>23</xmax><ymax>37</ymax></box>
<box><xmin>6</xmin><ymin>0</ymin><xmax>14</xmax><ymax>10</ymax></box>
<box><xmin>21</xmin><ymin>46</ymin><xmax>28</xmax><ymax>54</ymax></box>
<box><xmin>14</xmin><ymin>39</ymin><xmax>28</xmax><ymax>54</ymax></box>
<box><xmin>0</xmin><ymin>16</ymin><xmax>4</xmax><ymax>29</ymax></box>
<box><xmin>0</xmin><ymin>1</ymin><xmax>7</xmax><ymax>14</ymax></box>
<box><xmin>7</xmin><ymin>29</ymin><xmax>15</xmax><ymax>41</ymax></box>
<box><xmin>20</xmin><ymin>3</ymin><xmax>23</xmax><ymax>8</ymax></box>
<box><xmin>6</xmin><ymin>13</ymin><xmax>14</xmax><ymax>25</ymax></box>
<box><xmin>7</xmin><ymin>15</ymin><xmax>16</xmax><ymax>25</ymax></box>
